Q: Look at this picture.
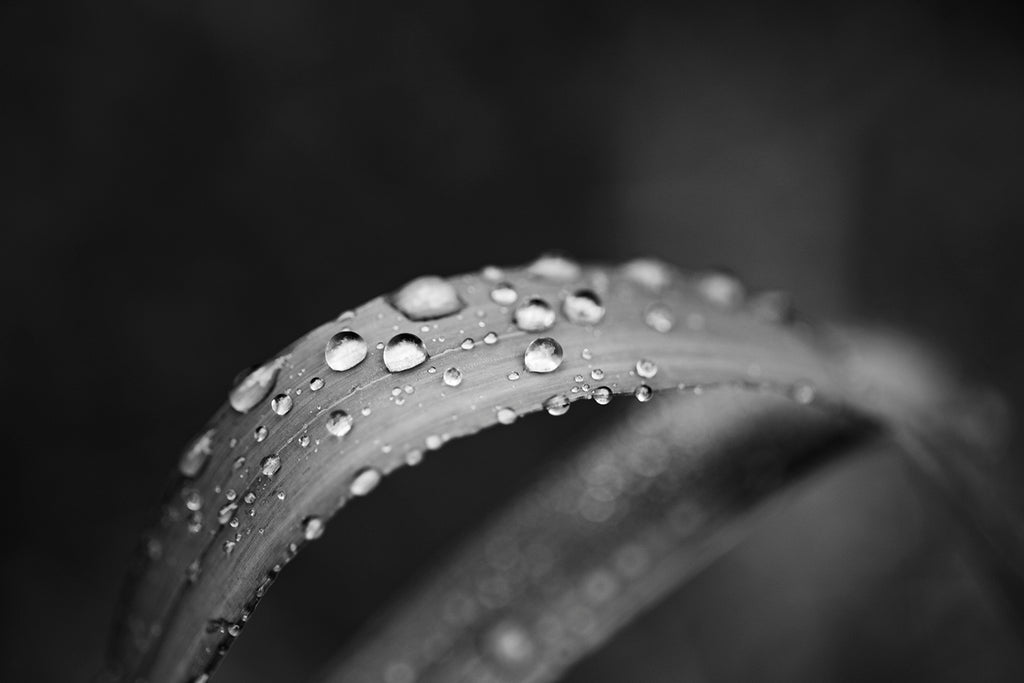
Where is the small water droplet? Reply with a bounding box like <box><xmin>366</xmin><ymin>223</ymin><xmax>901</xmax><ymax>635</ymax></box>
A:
<box><xmin>460</xmin><ymin>338</ymin><xmax>475</xmax><ymax>350</ymax></box>
<box><xmin>391</xmin><ymin>276</ymin><xmax>464</xmax><ymax>320</ymax></box>
<box><xmin>225</xmin><ymin>489</ymin><xmax>237</xmax><ymax>502</ymax></box>
<box><xmin>483</xmin><ymin>619</ymin><xmax>536</xmax><ymax>667</ymax></box>
<box><xmin>405</xmin><ymin>449</ymin><xmax>424</xmax><ymax>466</ymax></box>
<box><xmin>309</xmin><ymin>377</ymin><xmax>324</xmax><ymax>391</ymax></box>
<box><xmin>349</xmin><ymin>468</ymin><xmax>381</xmax><ymax>496</ymax></box>
<box><xmin>581</xmin><ymin>347</ymin><xmax>593</xmax><ymax>360</ymax></box>
<box><xmin>298</xmin><ymin>434</ymin><xmax>310</xmax><ymax>447</ymax></box>
<box><xmin>634</xmin><ymin>384</ymin><xmax>653</xmax><ymax>402</ymax></box>
<box><xmin>229</xmin><ymin>357</ymin><xmax>286</xmax><ymax>414</ymax></box>
<box><xmin>482</xmin><ymin>265</ymin><xmax>504</xmax><ymax>282</ymax></box>
<box><xmin>442</xmin><ymin>367</ymin><xmax>463</xmax><ymax>387</ymax></box>
<box><xmin>524</xmin><ymin>337</ymin><xmax>563</xmax><ymax>373</ymax></box>
<box><xmin>218</xmin><ymin>502</ymin><xmax>238</xmax><ymax>524</ymax></box>
<box><xmin>325</xmin><ymin>331</ymin><xmax>368</xmax><ymax>372</ymax></box>
<box><xmin>490</xmin><ymin>283</ymin><xmax>518</xmax><ymax>306</ymax></box>
<box><xmin>513</xmin><ymin>298</ymin><xmax>556</xmax><ymax>332</ymax></box>
<box><xmin>591</xmin><ymin>368</ymin><xmax>605</xmax><ymax>380</ymax></box>
<box><xmin>750</xmin><ymin>290</ymin><xmax>794</xmax><ymax>324</ymax></box>
<box><xmin>792</xmin><ymin>383</ymin><xmax>816</xmax><ymax>405</ymax></box>
<box><xmin>507</xmin><ymin>371</ymin><xmax>520</xmax><ymax>381</ymax></box>
<box><xmin>622</xmin><ymin>258</ymin><xmax>672</xmax><ymax>291</ymax></box>
<box><xmin>696</xmin><ymin>270</ymin><xmax>745</xmax><ymax>308</ymax></box>
<box><xmin>635</xmin><ymin>359</ymin><xmax>658</xmax><ymax>379</ymax></box>
<box><xmin>183</xmin><ymin>489</ymin><xmax>202</xmax><ymax>511</ymax></box>
<box><xmin>179</xmin><ymin>429</ymin><xmax>215</xmax><ymax>477</ymax></box>
<box><xmin>303</xmin><ymin>516</ymin><xmax>325</xmax><ymax>540</ymax></box>
<box><xmin>253</xmin><ymin>425</ymin><xmax>268</xmax><ymax>442</ymax></box>
<box><xmin>276</xmin><ymin>490</ymin><xmax>286</xmax><ymax>500</ymax></box>
<box><xmin>528</xmin><ymin>253</ymin><xmax>581</xmax><ymax>281</ymax></box>
<box><xmin>222</xmin><ymin>540</ymin><xmax>236</xmax><ymax>555</ymax></box>
<box><xmin>483</xmin><ymin>331</ymin><xmax>498</xmax><ymax>345</ymax></box>
<box><xmin>644</xmin><ymin>303</ymin><xmax>674</xmax><ymax>333</ymax></box>
<box><xmin>243</xmin><ymin>491</ymin><xmax>256</xmax><ymax>505</ymax></box>
<box><xmin>563</xmin><ymin>290</ymin><xmax>605</xmax><ymax>325</ymax></box>
<box><xmin>593</xmin><ymin>386</ymin><xmax>612</xmax><ymax>405</ymax></box>
<box><xmin>383</xmin><ymin>333</ymin><xmax>429</xmax><ymax>372</ymax></box>
<box><xmin>270</xmin><ymin>394</ymin><xmax>292</xmax><ymax>416</ymax></box>
<box><xmin>260</xmin><ymin>454</ymin><xmax>281</xmax><ymax>477</ymax></box>
<box><xmin>544</xmin><ymin>394</ymin><xmax>571</xmax><ymax>416</ymax></box>
<box><xmin>326</xmin><ymin>410</ymin><xmax>353</xmax><ymax>438</ymax></box>
<box><xmin>496</xmin><ymin>407</ymin><xmax>517</xmax><ymax>425</ymax></box>
<box><xmin>425</xmin><ymin>434</ymin><xmax>443</xmax><ymax>450</ymax></box>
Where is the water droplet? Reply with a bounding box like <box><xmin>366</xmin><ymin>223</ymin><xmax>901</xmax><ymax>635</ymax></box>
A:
<box><xmin>513</xmin><ymin>298</ymin><xmax>556</xmax><ymax>332</ymax></box>
<box><xmin>563</xmin><ymin>290</ymin><xmax>605</xmax><ymax>325</ymax></box>
<box><xmin>303</xmin><ymin>516</ymin><xmax>325</xmax><ymax>540</ymax></box>
<box><xmin>644</xmin><ymin>304</ymin><xmax>674</xmax><ymax>333</ymax></box>
<box><xmin>750</xmin><ymin>290</ymin><xmax>794</xmax><ymax>324</ymax></box>
<box><xmin>298</xmin><ymin>434</ymin><xmax>310</xmax><ymax>447</ymax></box>
<box><xmin>349</xmin><ymin>468</ymin><xmax>381</xmax><ymax>496</ymax></box>
<box><xmin>179</xmin><ymin>428</ymin><xmax>215</xmax><ymax>477</ymax></box>
<box><xmin>326</xmin><ymin>410</ymin><xmax>353</xmax><ymax>438</ymax></box>
<box><xmin>490</xmin><ymin>283</ymin><xmax>518</xmax><ymax>306</ymax></box>
<box><xmin>254</xmin><ymin>425</ymin><xmax>268</xmax><ymax>442</ymax></box>
<box><xmin>218</xmin><ymin>502</ymin><xmax>238</xmax><ymax>524</ymax></box>
<box><xmin>482</xmin><ymin>265</ymin><xmax>504</xmax><ymax>282</ymax></box>
<box><xmin>792</xmin><ymin>383</ymin><xmax>816</xmax><ymax>405</ymax></box>
<box><xmin>696</xmin><ymin>270</ymin><xmax>745</xmax><ymax>308</ymax></box>
<box><xmin>270</xmin><ymin>394</ymin><xmax>292</xmax><ymax>416</ymax></box>
<box><xmin>483</xmin><ymin>619</ymin><xmax>536</xmax><ymax>667</ymax></box>
<box><xmin>591</xmin><ymin>368</ymin><xmax>605</xmax><ymax>380</ymax></box>
<box><xmin>524</xmin><ymin>337</ymin><xmax>563</xmax><ymax>373</ymax></box>
<box><xmin>222</xmin><ymin>540</ymin><xmax>236</xmax><ymax>555</ymax></box>
<box><xmin>593</xmin><ymin>386</ymin><xmax>612</xmax><ymax>405</ymax></box>
<box><xmin>309</xmin><ymin>377</ymin><xmax>324</xmax><ymax>391</ymax></box>
<box><xmin>442</xmin><ymin>367</ymin><xmax>463</xmax><ymax>387</ymax></box>
<box><xmin>544</xmin><ymin>394</ymin><xmax>571</xmax><ymax>416</ymax></box>
<box><xmin>229</xmin><ymin>357</ymin><xmax>286</xmax><ymax>414</ymax></box>
<box><xmin>243</xmin><ymin>491</ymin><xmax>256</xmax><ymax>505</ymax></box>
<box><xmin>581</xmin><ymin>348</ymin><xmax>593</xmax><ymax>360</ymax></box>
<box><xmin>496</xmin><ymin>407</ymin><xmax>517</xmax><ymax>425</ymax></box>
<box><xmin>635</xmin><ymin>359</ymin><xmax>658</xmax><ymax>379</ymax></box>
<box><xmin>325</xmin><ymin>331</ymin><xmax>368</xmax><ymax>372</ymax></box>
<box><xmin>483</xmin><ymin>331</ymin><xmax>498</xmax><ymax>345</ymax></box>
<box><xmin>391</xmin><ymin>276</ymin><xmax>464</xmax><ymax>320</ymax></box>
<box><xmin>183</xmin><ymin>489</ymin><xmax>202</xmax><ymax>511</ymax></box>
<box><xmin>528</xmin><ymin>253</ymin><xmax>581</xmax><ymax>281</ymax></box>
<box><xmin>460</xmin><ymin>338</ymin><xmax>475</xmax><ymax>350</ymax></box>
<box><xmin>622</xmin><ymin>258</ymin><xmax>672</xmax><ymax>291</ymax></box>
<box><xmin>634</xmin><ymin>384</ymin><xmax>653</xmax><ymax>402</ymax></box>
<box><xmin>425</xmin><ymin>434</ymin><xmax>443</xmax><ymax>450</ymax></box>
<box><xmin>507</xmin><ymin>371</ymin><xmax>520</xmax><ymax>381</ymax></box>
<box><xmin>383</xmin><ymin>333</ymin><xmax>429</xmax><ymax>372</ymax></box>
<box><xmin>405</xmin><ymin>449</ymin><xmax>424</xmax><ymax>466</ymax></box>
<box><xmin>276</xmin><ymin>490</ymin><xmax>286</xmax><ymax>500</ymax></box>
<box><xmin>260</xmin><ymin>454</ymin><xmax>281</xmax><ymax>477</ymax></box>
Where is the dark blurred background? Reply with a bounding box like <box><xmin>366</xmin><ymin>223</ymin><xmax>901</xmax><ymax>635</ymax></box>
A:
<box><xmin>3</xmin><ymin>1</ymin><xmax>1024</xmax><ymax>681</ymax></box>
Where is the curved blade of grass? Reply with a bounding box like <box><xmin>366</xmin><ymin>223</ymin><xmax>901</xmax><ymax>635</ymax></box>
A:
<box><xmin>105</xmin><ymin>257</ymin><xmax>909</xmax><ymax>682</ymax></box>
<box><xmin>315</xmin><ymin>387</ymin><xmax>871</xmax><ymax>683</ymax></box>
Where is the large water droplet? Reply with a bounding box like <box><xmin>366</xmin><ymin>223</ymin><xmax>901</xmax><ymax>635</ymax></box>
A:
<box><xmin>326</xmin><ymin>410</ymin><xmax>353</xmax><ymax>437</ymax></box>
<box><xmin>622</xmin><ymin>259</ymin><xmax>672</xmax><ymax>291</ymax></box>
<box><xmin>391</xmin><ymin>276</ymin><xmax>464</xmax><ymax>320</ymax></box>
<box><xmin>383</xmin><ymin>333</ymin><xmax>429</xmax><ymax>372</ymax></box>
<box><xmin>261</xmin><ymin>454</ymin><xmax>281</xmax><ymax>477</ymax></box>
<box><xmin>325</xmin><ymin>331</ymin><xmax>368</xmax><ymax>372</ymax></box>
<box><xmin>544</xmin><ymin>394</ymin><xmax>571</xmax><ymax>416</ymax></box>
<box><xmin>524</xmin><ymin>337</ymin><xmax>563</xmax><ymax>373</ymax></box>
<box><xmin>349</xmin><ymin>468</ymin><xmax>381</xmax><ymax>496</ymax></box>
<box><xmin>528</xmin><ymin>254</ymin><xmax>581</xmax><ymax>281</ymax></box>
<box><xmin>179</xmin><ymin>428</ymin><xmax>215</xmax><ymax>477</ymax></box>
<box><xmin>303</xmin><ymin>516</ymin><xmax>325</xmax><ymax>541</ymax></box>
<box><xmin>229</xmin><ymin>357</ymin><xmax>287</xmax><ymax>414</ymax></box>
<box><xmin>443</xmin><ymin>367</ymin><xmax>463</xmax><ymax>387</ymax></box>
<box><xmin>696</xmin><ymin>270</ymin><xmax>745</xmax><ymax>308</ymax></box>
<box><xmin>513</xmin><ymin>298</ymin><xmax>556</xmax><ymax>332</ymax></box>
<box><xmin>593</xmin><ymin>386</ymin><xmax>612</xmax><ymax>405</ymax></box>
<box><xmin>270</xmin><ymin>394</ymin><xmax>292</xmax><ymax>416</ymax></box>
<box><xmin>563</xmin><ymin>290</ymin><xmax>605</xmax><ymax>325</ymax></box>
<box><xmin>635</xmin><ymin>359</ymin><xmax>658</xmax><ymax>379</ymax></box>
